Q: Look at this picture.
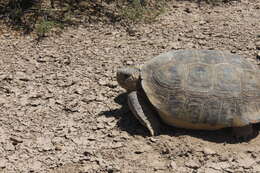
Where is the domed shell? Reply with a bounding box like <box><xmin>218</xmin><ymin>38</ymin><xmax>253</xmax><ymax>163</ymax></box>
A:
<box><xmin>141</xmin><ymin>50</ymin><xmax>260</xmax><ymax>130</ymax></box>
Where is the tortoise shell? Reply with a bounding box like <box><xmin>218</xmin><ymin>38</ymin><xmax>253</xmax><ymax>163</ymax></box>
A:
<box><xmin>141</xmin><ymin>50</ymin><xmax>260</xmax><ymax>130</ymax></box>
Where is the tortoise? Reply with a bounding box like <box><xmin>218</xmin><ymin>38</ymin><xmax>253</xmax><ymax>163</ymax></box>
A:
<box><xmin>117</xmin><ymin>49</ymin><xmax>260</xmax><ymax>140</ymax></box>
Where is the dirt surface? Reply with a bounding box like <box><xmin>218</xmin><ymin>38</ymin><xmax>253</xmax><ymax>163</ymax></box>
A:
<box><xmin>0</xmin><ymin>0</ymin><xmax>260</xmax><ymax>172</ymax></box>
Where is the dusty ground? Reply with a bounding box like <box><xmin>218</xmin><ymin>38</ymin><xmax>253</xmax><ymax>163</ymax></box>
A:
<box><xmin>0</xmin><ymin>0</ymin><xmax>260</xmax><ymax>172</ymax></box>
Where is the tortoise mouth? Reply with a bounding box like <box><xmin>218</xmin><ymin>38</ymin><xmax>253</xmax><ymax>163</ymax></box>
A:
<box><xmin>117</xmin><ymin>67</ymin><xmax>140</xmax><ymax>91</ymax></box>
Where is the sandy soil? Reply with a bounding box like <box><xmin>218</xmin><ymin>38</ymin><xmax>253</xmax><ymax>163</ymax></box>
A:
<box><xmin>0</xmin><ymin>0</ymin><xmax>260</xmax><ymax>172</ymax></box>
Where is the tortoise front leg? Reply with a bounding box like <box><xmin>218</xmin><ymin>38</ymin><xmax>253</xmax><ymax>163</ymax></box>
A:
<box><xmin>232</xmin><ymin>124</ymin><xmax>254</xmax><ymax>141</ymax></box>
<box><xmin>127</xmin><ymin>91</ymin><xmax>160</xmax><ymax>136</ymax></box>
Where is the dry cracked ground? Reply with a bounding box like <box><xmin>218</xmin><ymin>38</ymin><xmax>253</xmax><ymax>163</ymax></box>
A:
<box><xmin>0</xmin><ymin>0</ymin><xmax>260</xmax><ymax>172</ymax></box>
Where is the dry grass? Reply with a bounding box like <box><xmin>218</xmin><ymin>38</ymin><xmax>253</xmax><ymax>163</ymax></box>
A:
<box><xmin>0</xmin><ymin>0</ymin><xmax>237</xmax><ymax>37</ymax></box>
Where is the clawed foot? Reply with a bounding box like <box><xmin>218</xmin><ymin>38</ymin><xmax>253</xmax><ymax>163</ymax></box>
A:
<box><xmin>232</xmin><ymin>125</ymin><xmax>254</xmax><ymax>142</ymax></box>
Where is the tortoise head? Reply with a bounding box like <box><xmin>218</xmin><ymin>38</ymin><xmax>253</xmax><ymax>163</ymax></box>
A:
<box><xmin>117</xmin><ymin>66</ymin><xmax>141</xmax><ymax>92</ymax></box>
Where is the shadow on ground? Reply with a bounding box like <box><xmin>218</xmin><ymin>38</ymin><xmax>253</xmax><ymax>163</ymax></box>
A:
<box><xmin>176</xmin><ymin>0</ymin><xmax>240</xmax><ymax>4</ymax></box>
<box><xmin>0</xmin><ymin>0</ymin><xmax>241</xmax><ymax>35</ymax></box>
<box><xmin>102</xmin><ymin>93</ymin><xmax>151</xmax><ymax>137</ymax></box>
<box><xmin>102</xmin><ymin>93</ymin><xmax>259</xmax><ymax>144</ymax></box>
<box><xmin>0</xmin><ymin>0</ymin><xmax>120</xmax><ymax>34</ymax></box>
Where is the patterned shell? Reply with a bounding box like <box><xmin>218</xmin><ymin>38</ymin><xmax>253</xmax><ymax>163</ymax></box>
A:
<box><xmin>141</xmin><ymin>50</ymin><xmax>260</xmax><ymax>130</ymax></box>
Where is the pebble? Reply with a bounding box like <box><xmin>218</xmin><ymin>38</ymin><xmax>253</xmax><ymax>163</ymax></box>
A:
<box><xmin>199</xmin><ymin>20</ymin><xmax>207</xmax><ymax>25</ymax></box>
<box><xmin>169</xmin><ymin>161</ymin><xmax>177</xmax><ymax>169</ymax></box>
<box><xmin>36</xmin><ymin>137</ymin><xmax>54</xmax><ymax>151</ymax></box>
<box><xmin>98</xmin><ymin>79</ymin><xmax>107</xmax><ymax>86</ymax></box>
<box><xmin>126</xmin><ymin>60</ymin><xmax>134</xmax><ymax>65</ymax></box>
<box><xmin>0</xmin><ymin>158</ymin><xmax>7</xmax><ymax>168</ymax></box>
<box><xmin>203</xmin><ymin>147</ymin><xmax>216</xmax><ymax>155</ymax></box>
<box><xmin>10</xmin><ymin>137</ymin><xmax>23</xmax><ymax>145</ymax></box>
<box><xmin>185</xmin><ymin>160</ymin><xmax>200</xmax><ymax>169</ymax></box>
<box><xmin>169</xmin><ymin>42</ymin><xmax>181</xmax><ymax>49</ymax></box>
<box><xmin>184</xmin><ymin>7</ymin><xmax>192</xmax><ymax>13</ymax></box>
<box><xmin>257</xmin><ymin>51</ymin><xmax>260</xmax><ymax>59</ymax></box>
<box><xmin>255</xmin><ymin>41</ymin><xmax>260</xmax><ymax>50</ymax></box>
<box><xmin>252</xmin><ymin>165</ymin><xmax>260</xmax><ymax>172</ymax></box>
<box><xmin>206</xmin><ymin>162</ymin><xmax>230</xmax><ymax>170</ymax></box>
<box><xmin>107</xmin><ymin>81</ymin><xmax>118</xmax><ymax>88</ymax></box>
<box><xmin>237</xmin><ymin>158</ymin><xmax>255</xmax><ymax>168</ymax></box>
<box><xmin>16</xmin><ymin>72</ymin><xmax>31</xmax><ymax>81</ymax></box>
<box><xmin>149</xmin><ymin>137</ymin><xmax>158</xmax><ymax>143</ymax></box>
<box><xmin>200</xmin><ymin>168</ymin><xmax>222</xmax><ymax>173</ymax></box>
<box><xmin>28</xmin><ymin>160</ymin><xmax>42</xmax><ymax>171</ymax></box>
<box><xmin>4</xmin><ymin>143</ymin><xmax>15</xmax><ymax>151</ymax></box>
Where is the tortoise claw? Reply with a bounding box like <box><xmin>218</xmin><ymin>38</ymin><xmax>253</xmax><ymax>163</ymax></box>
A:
<box><xmin>127</xmin><ymin>91</ymin><xmax>161</xmax><ymax>136</ymax></box>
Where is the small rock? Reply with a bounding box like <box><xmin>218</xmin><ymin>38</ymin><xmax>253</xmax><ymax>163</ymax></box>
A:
<box><xmin>107</xmin><ymin>81</ymin><xmax>118</xmax><ymax>88</ymax></box>
<box><xmin>206</xmin><ymin>162</ymin><xmax>230</xmax><ymax>170</ymax></box>
<box><xmin>149</xmin><ymin>137</ymin><xmax>158</xmax><ymax>143</ymax></box>
<box><xmin>54</xmin><ymin>144</ymin><xmax>63</xmax><ymax>151</ymax></box>
<box><xmin>203</xmin><ymin>147</ymin><xmax>216</xmax><ymax>155</ymax></box>
<box><xmin>186</xmin><ymin>42</ymin><xmax>195</xmax><ymax>48</ymax></box>
<box><xmin>199</xmin><ymin>20</ymin><xmax>207</xmax><ymax>25</ymax></box>
<box><xmin>79</xmin><ymin>1</ymin><xmax>90</xmax><ymax>8</ymax></box>
<box><xmin>126</xmin><ymin>60</ymin><xmax>133</xmax><ymax>65</ymax></box>
<box><xmin>36</xmin><ymin>56</ymin><xmax>47</xmax><ymax>63</ymax></box>
<box><xmin>107</xmin><ymin>165</ymin><xmax>119</xmax><ymax>173</ymax></box>
<box><xmin>28</xmin><ymin>160</ymin><xmax>42</xmax><ymax>171</ymax></box>
<box><xmin>255</xmin><ymin>41</ymin><xmax>260</xmax><ymax>50</ymax></box>
<box><xmin>185</xmin><ymin>160</ymin><xmax>200</xmax><ymax>169</ymax></box>
<box><xmin>133</xmin><ymin>144</ymin><xmax>151</xmax><ymax>154</ymax></box>
<box><xmin>0</xmin><ymin>74</ymin><xmax>13</xmax><ymax>81</ymax></box>
<box><xmin>104</xmin><ymin>48</ymin><xmax>110</xmax><ymax>53</ymax></box>
<box><xmin>0</xmin><ymin>128</ymin><xmax>7</xmax><ymax>143</ymax></box>
<box><xmin>36</xmin><ymin>137</ymin><xmax>54</xmax><ymax>151</ymax></box>
<box><xmin>3</xmin><ymin>33</ymin><xmax>10</xmax><ymax>38</ymax></box>
<box><xmin>178</xmin><ymin>167</ymin><xmax>189</xmax><ymax>172</ymax></box>
<box><xmin>252</xmin><ymin>164</ymin><xmax>260</xmax><ymax>172</ymax></box>
<box><xmin>16</xmin><ymin>72</ymin><xmax>30</xmax><ymax>81</ymax></box>
<box><xmin>111</xmin><ymin>142</ymin><xmax>123</xmax><ymax>149</ymax></box>
<box><xmin>169</xmin><ymin>161</ymin><xmax>177</xmax><ymax>169</ymax></box>
<box><xmin>0</xmin><ymin>158</ymin><xmax>7</xmax><ymax>168</ymax></box>
<box><xmin>237</xmin><ymin>158</ymin><xmax>255</xmax><ymax>168</ymax></box>
<box><xmin>75</xmin><ymin>88</ymin><xmax>83</xmax><ymax>95</ymax></box>
<box><xmin>120</xmin><ymin>131</ymin><xmax>130</xmax><ymax>140</ymax></box>
<box><xmin>96</xmin><ymin>123</ymin><xmax>105</xmax><ymax>129</ymax></box>
<box><xmin>256</xmin><ymin>51</ymin><xmax>260</xmax><ymax>59</ymax></box>
<box><xmin>217</xmin><ymin>162</ymin><xmax>230</xmax><ymax>170</ymax></box>
<box><xmin>29</xmin><ymin>99</ymin><xmax>42</xmax><ymax>107</ymax></box>
<box><xmin>203</xmin><ymin>168</ymin><xmax>222</xmax><ymax>173</ymax></box>
<box><xmin>169</xmin><ymin>42</ymin><xmax>181</xmax><ymax>49</ymax></box>
<box><xmin>198</xmin><ymin>40</ymin><xmax>206</xmax><ymax>46</ymax></box>
<box><xmin>219</xmin><ymin>155</ymin><xmax>229</xmax><ymax>162</ymax></box>
<box><xmin>195</xmin><ymin>34</ymin><xmax>205</xmax><ymax>39</ymax></box>
<box><xmin>96</xmin><ymin>94</ymin><xmax>106</xmax><ymax>102</ymax></box>
<box><xmin>10</xmin><ymin>137</ymin><xmax>23</xmax><ymax>145</ymax></box>
<box><xmin>98</xmin><ymin>79</ymin><xmax>107</xmax><ymax>86</ymax></box>
<box><xmin>96</xmin><ymin>158</ymin><xmax>108</xmax><ymax>167</ymax></box>
<box><xmin>184</xmin><ymin>8</ymin><xmax>192</xmax><ymax>13</ymax></box>
<box><xmin>4</xmin><ymin>143</ymin><xmax>15</xmax><ymax>151</ymax></box>
<box><xmin>247</xmin><ymin>42</ymin><xmax>255</xmax><ymax>49</ymax></box>
<box><xmin>126</xmin><ymin>27</ymin><xmax>137</xmax><ymax>36</ymax></box>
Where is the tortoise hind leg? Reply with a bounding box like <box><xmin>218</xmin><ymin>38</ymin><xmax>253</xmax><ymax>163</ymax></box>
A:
<box><xmin>127</xmin><ymin>91</ymin><xmax>160</xmax><ymax>136</ymax></box>
<box><xmin>232</xmin><ymin>125</ymin><xmax>254</xmax><ymax>141</ymax></box>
